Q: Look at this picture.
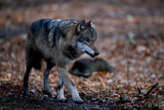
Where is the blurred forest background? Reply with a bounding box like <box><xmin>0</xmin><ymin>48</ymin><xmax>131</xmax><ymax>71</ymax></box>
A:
<box><xmin>0</xmin><ymin>0</ymin><xmax>164</xmax><ymax>109</ymax></box>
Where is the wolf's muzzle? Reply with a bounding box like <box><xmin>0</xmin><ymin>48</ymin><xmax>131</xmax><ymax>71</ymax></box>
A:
<box><xmin>86</xmin><ymin>50</ymin><xmax>99</xmax><ymax>57</ymax></box>
<box><xmin>77</xmin><ymin>42</ymin><xmax>99</xmax><ymax>57</ymax></box>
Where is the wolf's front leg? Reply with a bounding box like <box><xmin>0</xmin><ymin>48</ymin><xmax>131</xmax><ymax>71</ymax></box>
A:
<box><xmin>57</xmin><ymin>68</ymin><xmax>84</xmax><ymax>103</ymax></box>
<box><xmin>56</xmin><ymin>73</ymin><xmax>66</xmax><ymax>101</ymax></box>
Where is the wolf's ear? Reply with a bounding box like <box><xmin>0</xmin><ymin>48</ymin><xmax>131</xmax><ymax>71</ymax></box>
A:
<box><xmin>77</xmin><ymin>20</ymin><xmax>86</xmax><ymax>33</ymax></box>
<box><xmin>87</xmin><ymin>20</ymin><xmax>95</xmax><ymax>29</ymax></box>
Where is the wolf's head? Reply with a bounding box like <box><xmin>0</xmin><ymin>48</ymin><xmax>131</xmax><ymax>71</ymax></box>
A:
<box><xmin>72</xmin><ymin>20</ymin><xmax>99</xmax><ymax>57</ymax></box>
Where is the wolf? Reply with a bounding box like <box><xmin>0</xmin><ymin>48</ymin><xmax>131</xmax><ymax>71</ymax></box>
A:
<box><xmin>22</xmin><ymin>18</ymin><xmax>99</xmax><ymax>103</ymax></box>
<box><xmin>69</xmin><ymin>58</ymin><xmax>116</xmax><ymax>78</ymax></box>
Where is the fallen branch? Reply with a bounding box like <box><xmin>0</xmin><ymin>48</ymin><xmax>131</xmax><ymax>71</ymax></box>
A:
<box><xmin>145</xmin><ymin>83</ymin><xmax>159</xmax><ymax>96</ymax></box>
<box><xmin>137</xmin><ymin>87</ymin><xmax>142</xmax><ymax>95</ymax></box>
<box><xmin>135</xmin><ymin>83</ymin><xmax>159</xmax><ymax>98</ymax></box>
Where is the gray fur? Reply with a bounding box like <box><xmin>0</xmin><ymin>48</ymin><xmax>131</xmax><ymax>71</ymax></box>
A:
<box><xmin>22</xmin><ymin>18</ymin><xmax>99</xmax><ymax>103</ymax></box>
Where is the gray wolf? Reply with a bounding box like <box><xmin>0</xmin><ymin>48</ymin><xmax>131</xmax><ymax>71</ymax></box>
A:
<box><xmin>22</xmin><ymin>18</ymin><xmax>99</xmax><ymax>103</ymax></box>
<box><xmin>69</xmin><ymin>58</ymin><xmax>116</xmax><ymax>78</ymax></box>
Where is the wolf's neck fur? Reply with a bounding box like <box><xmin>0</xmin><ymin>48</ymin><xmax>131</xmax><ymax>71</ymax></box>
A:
<box><xmin>62</xmin><ymin>45</ymin><xmax>81</xmax><ymax>60</ymax></box>
<box><xmin>49</xmin><ymin>19</ymin><xmax>81</xmax><ymax>60</ymax></box>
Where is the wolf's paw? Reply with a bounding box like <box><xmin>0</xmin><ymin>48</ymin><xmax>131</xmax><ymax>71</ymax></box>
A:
<box><xmin>72</xmin><ymin>96</ymin><xmax>84</xmax><ymax>104</ymax></box>
<box><xmin>56</xmin><ymin>94</ymin><xmax>67</xmax><ymax>102</ymax></box>
<box><xmin>43</xmin><ymin>89</ymin><xmax>53</xmax><ymax>97</ymax></box>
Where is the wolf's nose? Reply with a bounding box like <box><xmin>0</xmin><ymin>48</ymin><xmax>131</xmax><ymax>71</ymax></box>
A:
<box><xmin>90</xmin><ymin>51</ymin><xmax>99</xmax><ymax>57</ymax></box>
<box><xmin>94</xmin><ymin>51</ymin><xmax>99</xmax><ymax>56</ymax></box>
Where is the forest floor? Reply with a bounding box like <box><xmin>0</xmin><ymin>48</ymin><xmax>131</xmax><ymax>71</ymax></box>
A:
<box><xmin>0</xmin><ymin>0</ymin><xmax>164</xmax><ymax>109</ymax></box>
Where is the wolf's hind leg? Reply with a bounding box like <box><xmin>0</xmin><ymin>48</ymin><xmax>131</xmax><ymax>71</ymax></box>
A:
<box><xmin>57</xmin><ymin>68</ymin><xmax>84</xmax><ymax>103</ymax></box>
<box><xmin>43</xmin><ymin>62</ymin><xmax>54</xmax><ymax>96</ymax></box>
<box><xmin>22</xmin><ymin>65</ymin><xmax>32</xmax><ymax>97</ymax></box>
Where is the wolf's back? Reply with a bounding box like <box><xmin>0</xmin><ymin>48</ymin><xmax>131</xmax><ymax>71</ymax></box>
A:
<box><xmin>30</xmin><ymin>19</ymin><xmax>51</xmax><ymax>36</ymax></box>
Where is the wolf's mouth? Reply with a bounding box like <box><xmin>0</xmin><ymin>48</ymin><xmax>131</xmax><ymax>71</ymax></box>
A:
<box><xmin>77</xmin><ymin>42</ymin><xmax>98</xmax><ymax>57</ymax></box>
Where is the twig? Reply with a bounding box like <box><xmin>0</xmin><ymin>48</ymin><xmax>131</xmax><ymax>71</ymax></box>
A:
<box><xmin>135</xmin><ymin>83</ymin><xmax>159</xmax><ymax>98</ymax></box>
<box><xmin>137</xmin><ymin>87</ymin><xmax>142</xmax><ymax>95</ymax></box>
<box><xmin>145</xmin><ymin>83</ymin><xmax>159</xmax><ymax>96</ymax></box>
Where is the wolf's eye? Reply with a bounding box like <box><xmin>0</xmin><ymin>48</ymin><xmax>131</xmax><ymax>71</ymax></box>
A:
<box><xmin>85</xmin><ymin>38</ymin><xmax>91</xmax><ymax>45</ymax></box>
